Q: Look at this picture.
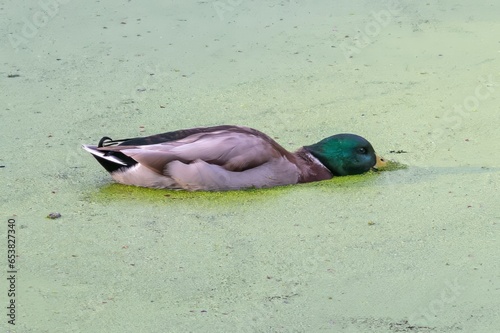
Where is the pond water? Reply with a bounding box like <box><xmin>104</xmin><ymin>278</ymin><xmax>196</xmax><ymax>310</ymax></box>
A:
<box><xmin>1</xmin><ymin>0</ymin><xmax>499</xmax><ymax>332</ymax></box>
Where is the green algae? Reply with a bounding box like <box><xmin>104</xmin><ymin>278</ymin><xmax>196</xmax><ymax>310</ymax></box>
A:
<box><xmin>377</xmin><ymin>159</ymin><xmax>408</xmax><ymax>172</ymax></box>
<box><xmin>90</xmin><ymin>182</ymin><xmax>291</xmax><ymax>205</ymax></box>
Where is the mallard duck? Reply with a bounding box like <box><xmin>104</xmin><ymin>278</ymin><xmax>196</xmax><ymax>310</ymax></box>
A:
<box><xmin>82</xmin><ymin>125</ymin><xmax>386</xmax><ymax>191</ymax></box>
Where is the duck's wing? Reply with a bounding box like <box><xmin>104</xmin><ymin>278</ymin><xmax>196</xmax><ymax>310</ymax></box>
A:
<box><xmin>97</xmin><ymin>126</ymin><xmax>292</xmax><ymax>173</ymax></box>
<box><xmin>98</xmin><ymin>125</ymin><xmax>274</xmax><ymax>148</ymax></box>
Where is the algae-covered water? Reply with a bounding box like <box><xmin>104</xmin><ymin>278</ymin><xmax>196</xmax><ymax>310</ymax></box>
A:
<box><xmin>1</xmin><ymin>1</ymin><xmax>499</xmax><ymax>332</ymax></box>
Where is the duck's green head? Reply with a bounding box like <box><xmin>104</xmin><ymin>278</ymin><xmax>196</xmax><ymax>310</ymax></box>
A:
<box><xmin>304</xmin><ymin>133</ymin><xmax>378</xmax><ymax>176</ymax></box>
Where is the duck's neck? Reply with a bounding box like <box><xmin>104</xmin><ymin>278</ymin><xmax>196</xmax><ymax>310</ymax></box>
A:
<box><xmin>293</xmin><ymin>148</ymin><xmax>333</xmax><ymax>183</ymax></box>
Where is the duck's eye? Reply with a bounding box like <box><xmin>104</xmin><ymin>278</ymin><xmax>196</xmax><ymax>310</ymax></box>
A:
<box><xmin>357</xmin><ymin>147</ymin><xmax>367</xmax><ymax>154</ymax></box>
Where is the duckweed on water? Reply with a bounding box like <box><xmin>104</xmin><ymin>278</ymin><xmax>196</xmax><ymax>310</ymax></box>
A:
<box><xmin>90</xmin><ymin>182</ymin><xmax>290</xmax><ymax>206</ymax></box>
<box><xmin>377</xmin><ymin>159</ymin><xmax>408</xmax><ymax>172</ymax></box>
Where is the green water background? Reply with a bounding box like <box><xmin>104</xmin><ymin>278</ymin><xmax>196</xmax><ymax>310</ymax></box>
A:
<box><xmin>1</xmin><ymin>0</ymin><xmax>499</xmax><ymax>332</ymax></box>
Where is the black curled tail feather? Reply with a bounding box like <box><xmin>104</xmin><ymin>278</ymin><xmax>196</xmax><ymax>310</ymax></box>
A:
<box><xmin>98</xmin><ymin>136</ymin><xmax>113</xmax><ymax>147</ymax></box>
<box><xmin>98</xmin><ymin>136</ymin><xmax>135</xmax><ymax>147</ymax></box>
